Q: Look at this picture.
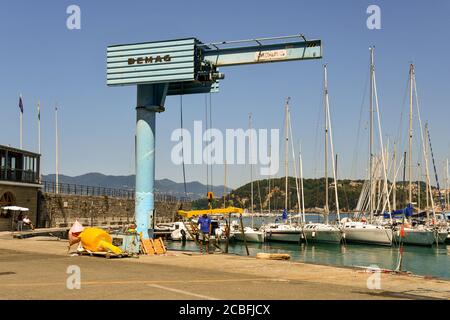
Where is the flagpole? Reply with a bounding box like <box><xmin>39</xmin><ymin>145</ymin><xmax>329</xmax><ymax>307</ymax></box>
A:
<box><xmin>55</xmin><ymin>104</ymin><xmax>59</xmax><ymax>194</ymax></box>
<box><xmin>38</xmin><ymin>101</ymin><xmax>41</xmax><ymax>183</ymax></box>
<box><xmin>20</xmin><ymin>94</ymin><xmax>23</xmax><ymax>149</ymax></box>
<box><xmin>38</xmin><ymin>101</ymin><xmax>41</xmax><ymax>154</ymax></box>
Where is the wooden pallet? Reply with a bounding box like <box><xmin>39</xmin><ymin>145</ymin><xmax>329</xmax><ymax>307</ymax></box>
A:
<box><xmin>140</xmin><ymin>237</ymin><xmax>167</xmax><ymax>255</ymax></box>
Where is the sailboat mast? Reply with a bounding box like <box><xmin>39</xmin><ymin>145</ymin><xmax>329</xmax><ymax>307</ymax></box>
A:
<box><xmin>224</xmin><ymin>160</ymin><xmax>227</xmax><ymax>208</ymax></box>
<box><xmin>249</xmin><ymin>113</ymin><xmax>254</xmax><ymax>228</ymax></box>
<box><xmin>249</xmin><ymin>113</ymin><xmax>254</xmax><ymax>215</ymax></box>
<box><xmin>55</xmin><ymin>104</ymin><xmax>59</xmax><ymax>195</ymax></box>
<box><xmin>393</xmin><ymin>143</ymin><xmax>397</xmax><ymax>210</ymax></box>
<box><xmin>268</xmin><ymin>144</ymin><xmax>271</xmax><ymax>214</ymax></box>
<box><xmin>284</xmin><ymin>98</ymin><xmax>290</xmax><ymax>212</ymax></box>
<box><xmin>445</xmin><ymin>158</ymin><xmax>449</xmax><ymax>210</ymax></box>
<box><xmin>324</xmin><ymin>65</ymin><xmax>330</xmax><ymax>224</ymax></box>
<box><xmin>425</xmin><ymin>124</ymin><xmax>429</xmax><ymax>209</ymax></box>
<box><xmin>300</xmin><ymin>148</ymin><xmax>306</xmax><ymax>224</ymax></box>
<box><xmin>369</xmin><ymin>47</ymin><xmax>374</xmax><ymax>221</ymax></box>
<box><xmin>326</xmin><ymin>96</ymin><xmax>341</xmax><ymax>223</ymax></box>
<box><xmin>417</xmin><ymin>162</ymin><xmax>421</xmax><ymax>212</ymax></box>
<box><xmin>409</xmin><ymin>64</ymin><xmax>414</xmax><ymax>206</ymax></box>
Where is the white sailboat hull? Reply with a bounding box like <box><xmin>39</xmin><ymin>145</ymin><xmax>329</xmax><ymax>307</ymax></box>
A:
<box><xmin>343</xmin><ymin>223</ymin><xmax>393</xmax><ymax>246</ymax></box>
<box><xmin>265</xmin><ymin>230</ymin><xmax>302</xmax><ymax>243</ymax></box>
<box><xmin>303</xmin><ymin>228</ymin><xmax>342</xmax><ymax>244</ymax></box>
<box><xmin>232</xmin><ymin>231</ymin><xmax>265</xmax><ymax>243</ymax></box>
<box><xmin>394</xmin><ymin>228</ymin><xmax>436</xmax><ymax>246</ymax></box>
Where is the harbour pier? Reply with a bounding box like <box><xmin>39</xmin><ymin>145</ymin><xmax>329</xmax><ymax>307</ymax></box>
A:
<box><xmin>0</xmin><ymin>235</ymin><xmax>448</xmax><ymax>300</ymax></box>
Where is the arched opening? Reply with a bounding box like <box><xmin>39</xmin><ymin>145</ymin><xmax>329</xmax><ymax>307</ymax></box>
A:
<box><xmin>0</xmin><ymin>192</ymin><xmax>16</xmax><ymax>230</ymax></box>
<box><xmin>0</xmin><ymin>191</ymin><xmax>15</xmax><ymax>207</ymax></box>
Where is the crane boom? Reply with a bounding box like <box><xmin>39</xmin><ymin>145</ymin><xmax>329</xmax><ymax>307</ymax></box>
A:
<box><xmin>201</xmin><ymin>36</ymin><xmax>322</xmax><ymax>67</ymax></box>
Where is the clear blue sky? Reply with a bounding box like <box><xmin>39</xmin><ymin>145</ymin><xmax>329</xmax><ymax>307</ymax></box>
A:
<box><xmin>1</xmin><ymin>0</ymin><xmax>450</xmax><ymax>189</ymax></box>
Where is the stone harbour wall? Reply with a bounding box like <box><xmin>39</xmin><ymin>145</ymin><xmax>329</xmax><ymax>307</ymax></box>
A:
<box><xmin>0</xmin><ymin>183</ymin><xmax>40</xmax><ymax>231</ymax></box>
<box><xmin>39</xmin><ymin>192</ymin><xmax>191</xmax><ymax>228</ymax></box>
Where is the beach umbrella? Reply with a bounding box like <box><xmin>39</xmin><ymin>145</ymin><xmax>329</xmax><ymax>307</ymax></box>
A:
<box><xmin>1</xmin><ymin>206</ymin><xmax>29</xmax><ymax>211</ymax></box>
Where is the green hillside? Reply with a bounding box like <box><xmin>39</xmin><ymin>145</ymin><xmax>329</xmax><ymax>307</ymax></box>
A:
<box><xmin>192</xmin><ymin>177</ymin><xmax>433</xmax><ymax>213</ymax></box>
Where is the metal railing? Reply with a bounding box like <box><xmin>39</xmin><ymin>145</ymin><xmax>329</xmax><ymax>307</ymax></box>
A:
<box><xmin>42</xmin><ymin>180</ymin><xmax>190</xmax><ymax>203</ymax></box>
<box><xmin>0</xmin><ymin>168</ymin><xmax>39</xmax><ymax>184</ymax></box>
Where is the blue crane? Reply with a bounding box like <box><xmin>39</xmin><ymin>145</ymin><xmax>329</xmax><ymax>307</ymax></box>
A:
<box><xmin>107</xmin><ymin>34</ymin><xmax>323</xmax><ymax>239</ymax></box>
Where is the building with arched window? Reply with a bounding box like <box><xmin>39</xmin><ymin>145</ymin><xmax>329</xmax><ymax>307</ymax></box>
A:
<box><xmin>0</xmin><ymin>145</ymin><xmax>41</xmax><ymax>231</ymax></box>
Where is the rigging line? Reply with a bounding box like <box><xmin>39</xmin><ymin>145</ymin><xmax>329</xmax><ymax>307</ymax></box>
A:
<box><xmin>351</xmin><ymin>56</ymin><xmax>370</xmax><ymax>180</ymax></box>
<box><xmin>413</xmin><ymin>71</ymin><xmax>437</xmax><ymax>220</ymax></box>
<box><xmin>427</xmin><ymin>126</ymin><xmax>445</xmax><ymax>210</ymax></box>
<box><xmin>373</xmin><ymin>68</ymin><xmax>391</xmax><ymax>212</ymax></box>
<box><xmin>257</xmin><ymin>179</ymin><xmax>263</xmax><ymax>211</ymax></box>
<box><xmin>396</xmin><ymin>73</ymin><xmax>411</xmax><ymax>159</ymax></box>
<box><xmin>180</xmin><ymin>93</ymin><xmax>188</xmax><ymax>198</ymax></box>
<box><xmin>288</xmin><ymin>108</ymin><xmax>301</xmax><ymax>217</ymax></box>
<box><xmin>325</xmin><ymin>79</ymin><xmax>341</xmax><ymax>220</ymax></box>
<box><xmin>312</xmin><ymin>87</ymin><xmax>322</xmax><ymax>178</ymax></box>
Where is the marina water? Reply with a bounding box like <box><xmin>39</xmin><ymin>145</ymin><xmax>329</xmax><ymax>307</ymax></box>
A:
<box><xmin>166</xmin><ymin>215</ymin><xmax>450</xmax><ymax>280</ymax></box>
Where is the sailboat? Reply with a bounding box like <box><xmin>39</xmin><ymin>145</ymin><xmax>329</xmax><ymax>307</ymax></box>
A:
<box><xmin>302</xmin><ymin>65</ymin><xmax>342</xmax><ymax>244</ymax></box>
<box><xmin>342</xmin><ymin>47</ymin><xmax>393</xmax><ymax>246</ymax></box>
<box><xmin>263</xmin><ymin>98</ymin><xmax>303</xmax><ymax>243</ymax></box>
<box><xmin>231</xmin><ymin>113</ymin><xmax>265</xmax><ymax>243</ymax></box>
<box><xmin>231</xmin><ymin>222</ymin><xmax>265</xmax><ymax>243</ymax></box>
<box><xmin>392</xmin><ymin>64</ymin><xmax>443</xmax><ymax>246</ymax></box>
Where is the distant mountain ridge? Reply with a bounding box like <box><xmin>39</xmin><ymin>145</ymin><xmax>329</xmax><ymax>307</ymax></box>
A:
<box><xmin>42</xmin><ymin>173</ymin><xmax>229</xmax><ymax>200</ymax></box>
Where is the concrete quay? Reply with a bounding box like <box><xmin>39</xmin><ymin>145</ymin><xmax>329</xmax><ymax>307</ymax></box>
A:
<box><xmin>0</xmin><ymin>235</ymin><xmax>448</xmax><ymax>300</ymax></box>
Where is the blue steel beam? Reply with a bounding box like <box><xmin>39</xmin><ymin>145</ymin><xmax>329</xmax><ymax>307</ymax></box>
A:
<box><xmin>201</xmin><ymin>40</ymin><xmax>322</xmax><ymax>67</ymax></box>
<box><xmin>135</xmin><ymin>83</ymin><xmax>168</xmax><ymax>239</ymax></box>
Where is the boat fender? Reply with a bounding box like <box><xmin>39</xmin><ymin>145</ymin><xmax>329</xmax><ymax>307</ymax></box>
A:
<box><xmin>312</xmin><ymin>231</ymin><xmax>316</xmax><ymax>238</ymax></box>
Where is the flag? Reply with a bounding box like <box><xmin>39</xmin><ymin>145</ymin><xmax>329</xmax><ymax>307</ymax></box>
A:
<box><xmin>37</xmin><ymin>102</ymin><xmax>40</xmax><ymax>120</ymax></box>
<box><xmin>19</xmin><ymin>96</ymin><xmax>24</xmax><ymax>113</ymax></box>
<box><xmin>282</xmin><ymin>209</ymin><xmax>288</xmax><ymax>221</ymax></box>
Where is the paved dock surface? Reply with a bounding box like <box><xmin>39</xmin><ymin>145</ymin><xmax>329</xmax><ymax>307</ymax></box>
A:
<box><xmin>0</xmin><ymin>236</ymin><xmax>449</xmax><ymax>300</ymax></box>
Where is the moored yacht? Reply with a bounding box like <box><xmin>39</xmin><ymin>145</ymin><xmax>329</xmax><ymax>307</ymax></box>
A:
<box><xmin>231</xmin><ymin>225</ymin><xmax>265</xmax><ymax>243</ymax></box>
<box><xmin>342</xmin><ymin>219</ymin><xmax>393</xmax><ymax>246</ymax></box>
<box><xmin>393</xmin><ymin>225</ymin><xmax>436</xmax><ymax>246</ymax></box>
<box><xmin>303</xmin><ymin>223</ymin><xmax>342</xmax><ymax>244</ymax></box>
<box><xmin>262</xmin><ymin>223</ymin><xmax>303</xmax><ymax>243</ymax></box>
